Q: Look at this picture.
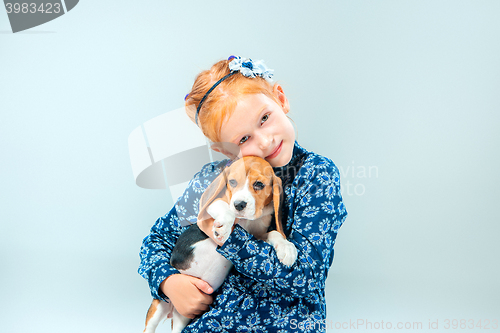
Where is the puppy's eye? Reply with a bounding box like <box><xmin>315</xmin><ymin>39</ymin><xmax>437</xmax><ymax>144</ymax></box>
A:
<box><xmin>229</xmin><ymin>179</ymin><xmax>237</xmax><ymax>187</ymax></box>
<box><xmin>253</xmin><ymin>181</ymin><xmax>265</xmax><ymax>191</ymax></box>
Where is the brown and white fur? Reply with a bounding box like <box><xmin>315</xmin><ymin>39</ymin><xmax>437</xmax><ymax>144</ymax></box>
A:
<box><xmin>143</xmin><ymin>156</ymin><xmax>297</xmax><ymax>333</ymax></box>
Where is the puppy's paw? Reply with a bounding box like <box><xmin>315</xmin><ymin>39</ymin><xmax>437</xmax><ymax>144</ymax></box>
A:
<box><xmin>212</xmin><ymin>210</ymin><xmax>235</xmax><ymax>244</ymax></box>
<box><xmin>213</xmin><ymin>221</ymin><xmax>233</xmax><ymax>244</ymax></box>
<box><xmin>274</xmin><ymin>240</ymin><xmax>298</xmax><ymax>267</ymax></box>
<box><xmin>266</xmin><ymin>231</ymin><xmax>298</xmax><ymax>267</ymax></box>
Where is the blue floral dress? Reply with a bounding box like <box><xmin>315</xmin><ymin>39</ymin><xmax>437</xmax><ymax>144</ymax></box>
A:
<box><xmin>139</xmin><ymin>141</ymin><xmax>347</xmax><ymax>332</ymax></box>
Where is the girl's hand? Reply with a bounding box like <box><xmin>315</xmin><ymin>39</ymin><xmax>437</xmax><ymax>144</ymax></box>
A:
<box><xmin>160</xmin><ymin>274</ymin><xmax>214</xmax><ymax>319</ymax></box>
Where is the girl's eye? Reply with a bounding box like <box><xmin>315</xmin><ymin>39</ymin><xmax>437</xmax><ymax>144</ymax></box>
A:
<box><xmin>261</xmin><ymin>114</ymin><xmax>269</xmax><ymax>124</ymax></box>
<box><xmin>239</xmin><ymin>136</ymin><xmax>249</xmax><ymax>145</ymax></box>
<box><xmin>238</xmin><ymin>114</ymin><xmax>269</xmax><ymax>145</ymax></box>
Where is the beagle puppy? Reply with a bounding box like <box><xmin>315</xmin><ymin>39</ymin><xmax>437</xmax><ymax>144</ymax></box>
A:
<box><xmin>143</xmin><ymin>156</ymin><xmax>298</xmax><ymax>333</ymax></box>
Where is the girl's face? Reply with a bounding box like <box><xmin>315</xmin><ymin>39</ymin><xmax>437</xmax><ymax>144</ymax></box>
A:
<box><xmin>218</xmin><ymin>88</ymin><xmax>295</xmax><ymax>168</ymax></box>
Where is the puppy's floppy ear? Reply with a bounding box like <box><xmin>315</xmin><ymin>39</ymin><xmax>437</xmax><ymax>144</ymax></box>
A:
<box><xmin>272</xmin><ymin>174</ymin><xmax>286</xmax><ymax>238</ymax></box>
<box><xmin>197</xmin><ymin>171</ymin><xmax>228</xmax><ymax>222</ymax></box>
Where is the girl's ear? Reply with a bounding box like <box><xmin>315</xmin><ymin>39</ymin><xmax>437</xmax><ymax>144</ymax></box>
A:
<box><xmin>273</xmin><ymin>83</ymin><xmax>290</xmax><ymax>113</ymax></box>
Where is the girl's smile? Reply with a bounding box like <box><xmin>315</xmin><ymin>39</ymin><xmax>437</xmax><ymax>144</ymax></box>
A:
<box><xmin>217</xmin><ymin>89</ymin><xmax>295</xmax><ymax>168</ymax></box>
<box><xmin>266</xmin><ymin>140</ymin><xmax>283</xmax><ymax>159</ymax></box>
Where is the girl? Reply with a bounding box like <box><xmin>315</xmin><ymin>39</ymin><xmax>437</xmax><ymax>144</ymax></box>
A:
<box><xmin>139</xmin><ymin>56</ymin><xmax>348</xmax><ymax>332</ymax></box>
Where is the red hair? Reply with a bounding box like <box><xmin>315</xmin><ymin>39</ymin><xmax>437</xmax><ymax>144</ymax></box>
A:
<box><xmin>185</xmin><ymin>59</ymin><xmax>280</xmax><ymax>143</ymax></box>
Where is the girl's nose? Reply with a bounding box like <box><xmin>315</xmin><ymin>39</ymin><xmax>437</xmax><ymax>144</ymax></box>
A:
<box><xmin>258</xmin><ymin>133</ymin><xmax>272</xmax><ymax>150</ymax></box>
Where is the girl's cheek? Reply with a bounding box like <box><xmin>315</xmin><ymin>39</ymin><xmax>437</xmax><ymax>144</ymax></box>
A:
<box><xmin>240</xmin><ymin>146</ymin><xmax>250</xmax><ymax>157</ymax></box>
<box><xmin>241</xmin><ymin>146</ymin><xmax>257</xmax><ymax>158</ymax></box>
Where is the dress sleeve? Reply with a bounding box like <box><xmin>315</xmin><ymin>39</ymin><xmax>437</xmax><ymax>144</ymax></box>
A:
<box><xmin>138</xmin><ymin>207</ymin><xmax>183</xmax><ymax>301</ymax></box>
<box><xmin>138</xmin><ymin>159</ymin><xmax>227</xmax><ymax>300</ymax></box>
<box><xmin>216</xmin><ymin>155</ymin><xmax>348</xmax><ymax>297</ymax></box>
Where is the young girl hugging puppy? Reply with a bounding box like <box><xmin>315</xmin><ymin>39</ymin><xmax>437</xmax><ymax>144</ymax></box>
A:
<box><xmin>139</xmin><ymin>55</ymin><xmax>348</xmax><ymax>332</ymax></box>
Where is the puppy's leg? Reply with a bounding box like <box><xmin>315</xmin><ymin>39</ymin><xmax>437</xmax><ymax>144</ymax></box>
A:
<box><xmin>267</xmin><ymin>231</ymin><xmax>298</xmax><ymax>267</ymax></box>
<box><xmin>171</xmin><ymin>308</ymin><xmax>192</xmax><ymax>333</ymax></box>
<box><xmin>207</xmin><ymin>199</ymin><xmax>236</xmax><ymax>244</ymax></box>
<box><xmin>143</xmin><ymin>299</ymin><xmax>172</xmax><ymax>333</ymax></box>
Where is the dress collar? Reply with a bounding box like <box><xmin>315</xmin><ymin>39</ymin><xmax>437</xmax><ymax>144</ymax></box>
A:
<box><xmin>273</xmin><ymin>141</ymin><xmax>307</xmax><ymax>170</ymax></box>
<box><xmin>272</xmin><ymin>140</ymin><xmax>308</xmax><ymax>187</ymax></box>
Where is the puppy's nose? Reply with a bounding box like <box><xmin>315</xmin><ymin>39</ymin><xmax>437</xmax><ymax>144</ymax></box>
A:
<box><xmin>234</xmin><ymin>200</ymin><xmax>247</xmax><ymax>211</ymax></box>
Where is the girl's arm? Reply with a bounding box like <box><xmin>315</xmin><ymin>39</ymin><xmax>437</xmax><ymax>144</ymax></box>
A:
<box><xmin>138</xmin><ymin>206</ymin><xmax>185</xmax><ymax>300</ymax></box>
<box><xmin>215</xmin><ymin>155</ymin><xmax>348</xmax><ymax>297</ymax></box>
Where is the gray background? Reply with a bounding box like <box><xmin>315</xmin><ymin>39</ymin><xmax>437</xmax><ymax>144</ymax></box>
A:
<box><xmin>1</xmin><ymin>1</ymin><xmax>499</xmax><ymax>332</ymax></box>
